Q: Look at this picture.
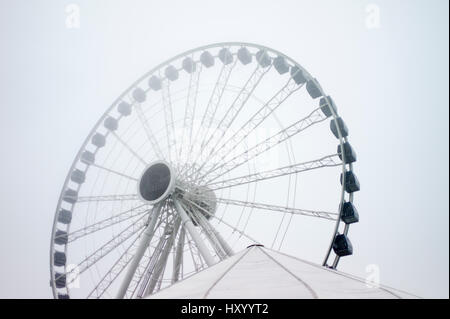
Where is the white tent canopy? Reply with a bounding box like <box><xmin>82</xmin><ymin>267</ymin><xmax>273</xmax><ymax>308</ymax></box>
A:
<box><xmin>149</xmin><ymin>245</ymin><xmax>418</xmax><ymax>299</ymax></box>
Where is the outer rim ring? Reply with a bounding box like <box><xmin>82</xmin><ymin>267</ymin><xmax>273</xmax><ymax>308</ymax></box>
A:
<box><xmin>49</xmin><ymin>42</ymin><xmax>352</xmax><ymax>298</ymax></box>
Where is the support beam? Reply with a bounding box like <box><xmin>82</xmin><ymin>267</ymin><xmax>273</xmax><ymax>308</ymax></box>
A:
<box><xmin>143</xmin><ymin>218</ymin><xmax>181</xmax><ymax>296</ymax></box>
<box><xmin>209</xmin><ymin>223</ymin><xmax>234</xmax><ymax>257</ymax></box>
<box><xmin>116</xmin><ymin>204</ymin><xmax>162</xmax><ymax>299</ymax></box>
<box><xmin>191</xmin><ymin>207</ymin><xmax>234</xmax><ymax>258</ymax></box>
<box><xmin>172</xmin><ymin>227</ymin><xmax>185</xmax><ymax>284</ymax></box>
<box><xmin>190</xmin><ymin>208</ymin><xmax>227</xmax><ymax>260</ymax></box>
<box><xmin>173</xmin><ymin>199</ymin><xmax>215</xmax><ymax>267</ymax></box>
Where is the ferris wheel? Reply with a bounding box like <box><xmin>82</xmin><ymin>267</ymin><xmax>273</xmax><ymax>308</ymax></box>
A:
<box><xmin>49</xmin><ymin>42</ymin><xmax>360</xmax><ymax>299</ymax></box>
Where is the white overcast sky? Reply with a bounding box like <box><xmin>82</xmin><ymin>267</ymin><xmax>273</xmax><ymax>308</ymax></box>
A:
<box><xmin>0</xmin><ymin>0</ymin><xmax>448</xmax><ymax>298</ymax></box>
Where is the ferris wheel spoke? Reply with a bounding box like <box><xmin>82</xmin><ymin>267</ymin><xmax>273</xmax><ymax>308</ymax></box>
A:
<box><xmin>91</xmin><ymin>163</ymin><xmax>139</xmax><ymax>182</ymax></box>
<box><xmin>179</xmin><ymin>60</ymin><xmax>202</xmax><ymax>163</ymax></box>
<box><xmin>135</xmin><ymin>104</ymin><xmax>166</xmax><ymax>161</ymax></box>
<box><xmin>200</xmin><ymin>79</ymin><xmax>304</xmax><ymax>174</ymax></box>
<box><xmin>213</xmin><ymin>197</ymin><xmax>338</xmax><ymax>221</ymax></box>
<box><xmin>201</xmin><ymin>154</ymin><xmax>341</xmax><ymax>191</ymax></box>
<box><xmin>271</xmin><ymin>211</ymin><xmax>287</xmax><ymax>249</ymax></box>
<box><xmin>77</xmin><ymin>194</ymin><xmax>139</xmax><ymax>203</ymax></box>
<box><xmin>110</xmin><ymin>131</ymin><xmax>148</xmax><ymax>166</ymax></box>
<box><xmin>190</xmin><ymin>65</ymin><xmax>273</xmax><ymax>180</ymax></box>
<box><xmin>87</xmin><ymin>227</ymin><xmax>146</xmax><ymax>298</ymax></box>
<box><xmin>160</xmin><ymin>77</ymin><xmax>177</xmax><ymax>163</ymax></box>
<box><xmin>277</xmin><ymin>212</ymin><xmax>295</xmax><ymax>251</ymax></box>
<box><xmin>61</xmin><ymin>214</ymin><xmax>148</xmax><ymax>287</ymax></box>
<box><xmin>180</xmin><ymin>58</ymin><xmax>237</xmax><ymax>178</ymax></box>
<box><xmin>199</xmin><ymin>107</ymin><xmax>329</xmax><ymax>184</ymax></box>
<box><xmin>65</xmin><ymin>204</ymin><xmax>149</xmax><ymax>243</ymax></box>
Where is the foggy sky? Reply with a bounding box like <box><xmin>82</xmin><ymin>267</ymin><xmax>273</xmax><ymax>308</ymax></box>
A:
<box><xmin>0</xmin><ymin>0</ymin><xmax>448</xmax><ymax>298</ymax></box>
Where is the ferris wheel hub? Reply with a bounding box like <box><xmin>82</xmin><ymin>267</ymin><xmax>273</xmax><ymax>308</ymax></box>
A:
<box><xmin>137</xmin><ymin>160</ymin><xmax>176</xmax><ymax>204</ymax></box>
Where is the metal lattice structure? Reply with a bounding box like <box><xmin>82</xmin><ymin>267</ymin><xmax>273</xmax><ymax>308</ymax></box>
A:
<box><xmin>49</xmin><ymin>43</ymin><xmax>360</xmax><ymax>299</ymax></box>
